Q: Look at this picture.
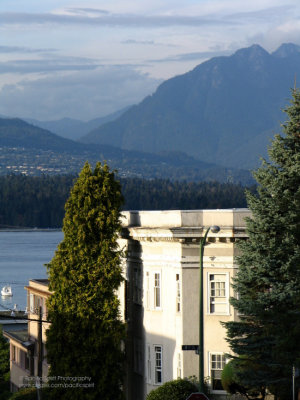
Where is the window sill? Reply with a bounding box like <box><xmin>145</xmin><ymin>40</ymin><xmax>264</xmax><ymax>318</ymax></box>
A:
<box><xmin>207</xmin><ymin>312</ymin><xmax>231</xmax><ymax>316</ymax></box>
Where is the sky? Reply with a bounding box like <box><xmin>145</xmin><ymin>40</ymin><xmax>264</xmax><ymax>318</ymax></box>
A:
<box><xmin>0</xmin><ymin>0</ymin><xmax>300</xmax><ymax>121</ymax></box>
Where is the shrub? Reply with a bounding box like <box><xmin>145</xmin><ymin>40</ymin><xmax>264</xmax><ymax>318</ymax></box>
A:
<box><xmin>146</xmin><ymin>378</ymin><xmax>198</xmax><ymax>400</ymax></box>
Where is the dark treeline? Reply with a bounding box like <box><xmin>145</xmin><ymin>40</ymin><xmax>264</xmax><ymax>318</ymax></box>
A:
<box><xmin>121</xmin><ymin>178</ymin><xmax>253</xmax><ymax>210</ymax></box>
<box><xmin>0</xmin><ymin>174</ymin><xmax>75</xmax><ymax>228</ymax></box>
<box><xmin>0</xmin><ymin>175</ymin><xmax>254</xmax><ymax>228</ymax></box>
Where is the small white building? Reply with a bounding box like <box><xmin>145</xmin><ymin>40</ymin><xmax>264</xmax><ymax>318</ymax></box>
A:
<box><xmin>4</xmin><ymin>279</ymin><xmax>50</xmax><ymax>392</ymax></box>
<box><xmin>118</xmin><ymin>209</ymin><xmax>250</xmax><ymax>400</ymax></box>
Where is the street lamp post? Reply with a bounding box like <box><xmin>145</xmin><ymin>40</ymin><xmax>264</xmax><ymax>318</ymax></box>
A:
<box><xmin>199</xmin><ymin>225</ymin><xmax>220</xmax><ymax>393</ymax></box>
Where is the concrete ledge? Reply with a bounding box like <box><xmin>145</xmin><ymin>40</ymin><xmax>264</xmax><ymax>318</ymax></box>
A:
<box><xmin>121</xmin><ymin>209</ymin><xmax>251</xmax><ymax>229</ymax></box>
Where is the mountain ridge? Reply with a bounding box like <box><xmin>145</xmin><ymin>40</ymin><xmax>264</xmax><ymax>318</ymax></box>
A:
<box><xmin>80</xmin><ymin>43</ymin><xmax>300</xmax><ymax>169</ymax></box>
<box><xmin>24</xmin><ymin>106</ymin><xmax>131</xmax><ymax>140</ymax></box>
<box><xmin>0</xmin><ymin>117</ymin><xmax>253</xmax><ymax>183</ymax></box>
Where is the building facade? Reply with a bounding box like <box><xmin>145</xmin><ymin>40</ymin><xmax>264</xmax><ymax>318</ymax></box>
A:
<box><xmin>119</xmin><ymin>209</ymin><xmax>250</xmax><ymax>400</ymax></box>
<box><xmin>4</xmin><ymin>209</ymin><xmax>250</xmax><ymax>399</ymax></box>
<box><xmin>4</xmin><ymin>279</ymin><xmax>50</xmax><ymax>392</ymax></box>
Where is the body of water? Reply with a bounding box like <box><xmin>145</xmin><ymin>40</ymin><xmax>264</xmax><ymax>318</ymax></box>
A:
<box><xmin>0</xmin><ymin>230</ymin><xmax>63</xmax><ymax>311</ymax></box>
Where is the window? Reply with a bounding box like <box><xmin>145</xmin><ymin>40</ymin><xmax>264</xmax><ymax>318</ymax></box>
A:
<box><xmin>29</xmin><ymin>293</ymin><xmax>34</xmax><ymax>313</ymax></box>
<box><xmin>20</xmin><ymin>350</ymin><xmax>30</xmax><ymax>371</ymax></box>
<box><xmin>176</xmin><ymin>274</ymin><xmax>181</xmax><ymax>312</ymax></box>
<box><xmin>177</xmin><ymin>352</ymin><xmax>182</xmax><ymax>378</ymax></box>
<box><xmin>11</xmin><ymin>345</ymin><xmax>16</xmax><ymax>362</ymax></box>
<box><xmin>210</xmin><ymin>354</ymin><xmax>226</xmax><ymax>390</ymax></box>
<box><xmin>208</xmin><ymin>274</ymin><xmax>228</xmax><ymax>314</ymax></box>
<box><xmin>154</xmin><ymin>345</ymin><xmax>162</xmax><ymax>384</ymax></box>
<box><xmin>154</xmin><ymin>273</ymin><xmax>161</xmax><ymax>309</ymax></box>
<box><xmin>29</xmin><ymin>294</ymin><xmax>44</xmax><ymax>315</ymax></box>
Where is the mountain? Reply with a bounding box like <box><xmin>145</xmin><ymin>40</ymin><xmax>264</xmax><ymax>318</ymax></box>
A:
<box><xmin>25</xmin><ymin>106</ymin><xmax>131</xmax><ymax>140</ymax></box>
<box><xmin>0</xmin><ymin>117</ymin><xmax>83</xmax><ymax>152</ymax></box>
<box><xmin>80</xmin><ymin>43</ymin><xmax>300</xmax><ymax>169</ymax></box>
<box><xmin>0</xmin><ymin>117</ymin><xmax>253</xmax><ymax>183</ymax></box>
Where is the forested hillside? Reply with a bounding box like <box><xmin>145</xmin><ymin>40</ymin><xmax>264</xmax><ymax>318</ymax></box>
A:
<box><xmin>0</xmin><ymin>175</ymin><xmax>253</xmax><ymax>228</ymax></box>
<box><xmin>0</xmin><ymin>117</ymin><xmax>252</xmax><ymax>183</ymax></box>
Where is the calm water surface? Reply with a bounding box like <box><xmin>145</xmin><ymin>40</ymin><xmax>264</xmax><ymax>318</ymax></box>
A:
<box><xmin>0</xmin><ymin>230</ymin><xmax>63</xmax><ymax>310</ymax></box>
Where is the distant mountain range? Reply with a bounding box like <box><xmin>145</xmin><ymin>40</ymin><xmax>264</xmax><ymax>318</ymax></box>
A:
<box><xmin>24</xmin><ymin>106</ymin><xmax>130</xmax><ymax>141</ymax></box>
<box><xmin>2</xmin><ymin>42</ymin><xmax>299</xmax><ymax>179</ymax></box>
<box><xmin>0</xmin><ymin>117</ymin><xmax>252</xmax><ymax>183</ymax></box>
<box><xmin>79</xmin><ymin>43</ymin><xmax>300</xmax><ymax>169</ymax></box>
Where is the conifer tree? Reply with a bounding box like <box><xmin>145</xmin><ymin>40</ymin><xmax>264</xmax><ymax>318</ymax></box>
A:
<box><xmin>46</xmin><ymin>162</ymin><xmax>125</xmax><ymax>400</ymax></box>
<box><xmin>224</xmin><ymin>89</ymin><xmax>300</xmax><ymax>399</ymax></box>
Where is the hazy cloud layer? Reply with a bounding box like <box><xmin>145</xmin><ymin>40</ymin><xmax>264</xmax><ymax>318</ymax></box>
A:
<box><xmin>0</xmin><ymin>45</ymin><xmax>56</xmax><ymax>54</ymax></box>
<box><xmin>0</xmin><ymin>60</ymin><xmax>99</xmax><ymax>74</ymax></box>
<box><xmin>0</xmin><ymin>5</ymin><xmax>295</xmax><ymax>28</ymax></box>
<box><xmin>1</xmin><ymin>0</ymin><xmax>300</xmax><ymax>120</ymax></box>
<box><xmin>0</xmin><ymin>66</ymin><xmax>161</xmax><ymax>121</ymax></box>
<box><xmin>149</xmin><ymin>50</ymin><xmax>232</xmax><ymax>63</ymax></box>
<box><xmin>0</xmin><ymin>12</ymin><xmax>237</xmax><ymax>28</ymax></box>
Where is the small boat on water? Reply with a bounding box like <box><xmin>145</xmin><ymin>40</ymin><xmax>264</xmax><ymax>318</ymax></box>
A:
<box><xmin>1</xmin><ymin>286</ymin><xmax>13</xmax><ymax>297</ymax></box>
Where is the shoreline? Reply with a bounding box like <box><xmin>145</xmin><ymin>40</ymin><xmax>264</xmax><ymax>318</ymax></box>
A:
<box><xmin>0</xmin><ymin>228</ymin><xmax>61</xmax><ymax>232</ymax></box>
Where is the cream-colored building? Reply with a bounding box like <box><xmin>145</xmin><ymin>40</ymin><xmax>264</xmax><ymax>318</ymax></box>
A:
<box><xmin>4</xmin><ymin>279</ymin><xmax>50</xmax><ymax>392</ymax></box>
<box><xmin>4</xmin><ymin>209</ymin><xmax>250</xmax><ymax>399</ymax></box>
<box><xmin>119</xmin><ymin>209</ymin><xmax>250</xmax><ymax>400</ymax></box>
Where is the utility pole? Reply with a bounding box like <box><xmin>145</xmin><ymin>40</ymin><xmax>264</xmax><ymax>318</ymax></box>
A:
<box><xmin>199</xmin><ymin>225</ymin><xmax>220</xmax><ymax>392</ymax></box>
<box><xmin>37</xmin><ymin>306</ymin><xmax>43</xmax><ymax>400</ymax></box>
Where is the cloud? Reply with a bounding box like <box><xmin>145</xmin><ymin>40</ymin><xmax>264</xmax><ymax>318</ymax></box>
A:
<box><xmin>149</xmin><ymin>49</ymin><xmax>232</xmax><ymax>63</ymax></box>
<box><xmin>122</xmin><ymin>39</ymin><xmax>155</xmax><ymax>45</ymax></box>
<box><xmin>249</xmin><ymin>20</ymin><xmax>300</xmax><ymax>50</ymax></box>
<box><xmin>0</xmin><ymin>4</ymin><xmax>295</xmax><ymax>30</ymax></box>
<box><xmin>0</xmin><ymin>55</ymin><xmax>100</xmax><ymax>74</ymax></box>
<box><xmin>0</xmin><ymin>45</ymin><xmax>56</xmax><ymax>54</ymax></box>
<box><xmin>0</xmin><ymin>11</ymin><xmax>237</xmax><ymax>28</ymax></box>
<box><xmin>227</xmin><ymin>4</ymin><xmax>294</xmax><ymax>21</ymax></box>
<box><xmin>0</xmin><ymin>66</ymin><xmax>161</xmax><ymax>121</ymax></box>
<box><xmin>65</xmin><ymin>8</ymin><xmax>110</xmax><ymax>16</ymax></box>
<box><xmin>122</xmin><ymin>39</ymin><xmax>177</xmax><ymax>47</ymax></box>
<box><xmin>0</xmin><ymin>60</ymin><xmax>98</xmax><ymax>74</ymax></box>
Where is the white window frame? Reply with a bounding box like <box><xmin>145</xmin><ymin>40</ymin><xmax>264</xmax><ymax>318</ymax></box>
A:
<box><xmin>208</xmin><ymin>352</ymin><xmax>226</xmax><ymax>392</ymax></box>
<box><xmin>207</xmin><ymin>272</ymin><xmax>230</xmax><ymax>315</ymax></box>
<box><xmin>154</xmin><ymin>272</ymin><xmax>161</xmax><ymax>309</ymax></box>
<box><xmin>145</xmin><ymin>271</ymin><xmax>150</xmax><ymax>310</ymax></box>
<box><xmin>154</xmin><ymin>345</ymin><xmax>163</xmax><ymax>385</ymax></box>
<box><xmin>29</xmin><ymin>293</ymin><xmax>34</xmax><ymax>313</ymax></box>
<box><xmin>177</xmin><ymin>352</ymin><xmax>182</xmax><ymax>378</ymax></box>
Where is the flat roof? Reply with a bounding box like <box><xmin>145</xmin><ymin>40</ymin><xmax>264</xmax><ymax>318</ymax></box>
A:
<box><xmin>121</xmin><ymin>209</ymin><xmax>251</xmax><ymax>229</ymax></box>
<box><xmin>4</xmin><ymin>329</ymin><xmax>29</xmax><ymax>343</ymax></box>
<box><xmin>30</xmin><ymin>279</ymin><xmax>49</xmax><ymax>286</ymax></box>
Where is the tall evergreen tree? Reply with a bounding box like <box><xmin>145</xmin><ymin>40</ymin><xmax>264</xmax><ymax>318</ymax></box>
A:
<box><xmin>46</xmin><ymin>162</ymin><xmax>125</xmax><ymax>400</ymax></box>
<box><xmin>223</xmin><ymin>89</ymin><xmax>300</xmax><ymax>400</ymax></box>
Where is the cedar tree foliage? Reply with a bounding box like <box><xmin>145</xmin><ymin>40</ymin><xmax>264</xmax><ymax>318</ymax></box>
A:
<box><xmin>223</xmin><ymin>89</ymin><xmax>300</xmax><ymax>399</ymax></box>
<box><xmin>46</xmin><ymin>162</ymin><xmax>125</xmax><ymax>400</ymax></box>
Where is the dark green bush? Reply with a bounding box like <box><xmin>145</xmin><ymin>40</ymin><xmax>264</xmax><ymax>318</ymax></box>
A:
<box><xmin>146</xmin><ymin>378</ymin><xmax>198</xmax><ymax>400</ymax></box>
<box><xmin>9</xmin><ymin>388</ymin><xmax>37</xmax><ymax>400</ymax></box>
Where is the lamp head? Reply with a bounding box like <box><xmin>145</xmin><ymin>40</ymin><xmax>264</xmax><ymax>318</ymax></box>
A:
<box><xmin>210</xmin><ymin>225</ymin><xmax>220</xmax><ymax>233</ymax></box>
